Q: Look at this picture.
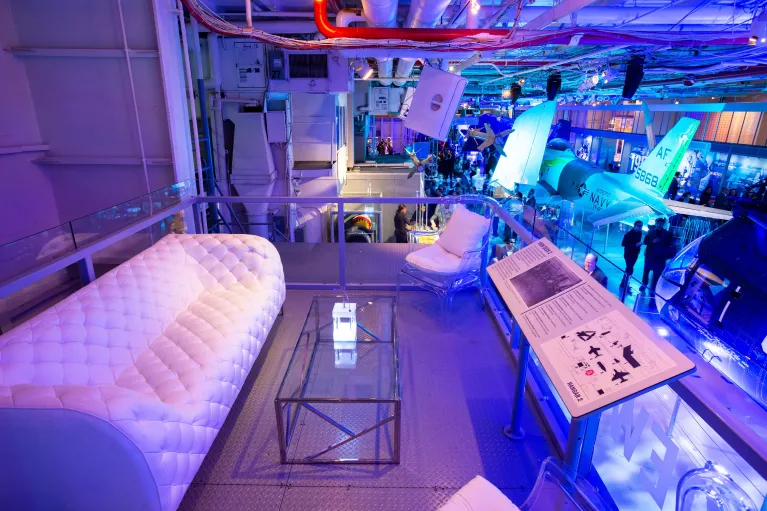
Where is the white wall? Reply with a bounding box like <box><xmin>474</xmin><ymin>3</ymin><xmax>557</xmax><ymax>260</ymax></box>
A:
<box><xmin>0</xmin><ymin>0</ymin><xmax>59</xmax><ymax>245</ymax></box>
<box><xmin>2</xmin><ymin>0</ymin><xmax>184</xmax><ymax>242</ymax></box>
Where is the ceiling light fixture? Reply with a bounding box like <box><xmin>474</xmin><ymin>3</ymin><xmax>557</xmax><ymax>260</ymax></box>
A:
<box><xmin>351</xmin><ymin>58</ymin><xmax>374</xmax><ymax>80</ymax></box>
<box><xmin>518</xmin><ymin>78</ymin><xmax>526</xmax><ymax>85</ymax></box>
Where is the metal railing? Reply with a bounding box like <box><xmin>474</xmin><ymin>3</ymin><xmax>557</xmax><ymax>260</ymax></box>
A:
<box><xmin>1</xmin><ymin>191</ymin><xmax>766</xmax><ymax>504</ymax></box>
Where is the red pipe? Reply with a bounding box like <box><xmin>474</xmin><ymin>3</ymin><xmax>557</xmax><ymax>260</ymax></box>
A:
<box><xmin>313</xmin><ymin>0</ymin><xmax>509</xmax><ymax>41</ymax></box>
<box><xmin>313</xmin><ymin>0</ymin><xmax>748</xmax><ymax>47</ymax></box>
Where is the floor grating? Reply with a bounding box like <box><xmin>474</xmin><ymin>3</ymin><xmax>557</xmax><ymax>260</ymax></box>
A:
<box><xmin>179</xmin><ymin>289</ymin><xmax>555</xmax><ymax>511</ymax></box>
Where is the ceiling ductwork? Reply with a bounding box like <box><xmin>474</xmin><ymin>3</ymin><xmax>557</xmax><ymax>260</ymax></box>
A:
<box><xmin>393</xmin><ymin>0</ymin><xmax>452</xmax><ymax>86</ymax></box>
<box><xmin>361</xmin><ymin>0</ymin><xmax>399</xmax><ymax>85</ymax></box>
<box><xmin>336</xmin><ymin>3</ymin><xmax>399</xmax><ymax>85</ymax></box>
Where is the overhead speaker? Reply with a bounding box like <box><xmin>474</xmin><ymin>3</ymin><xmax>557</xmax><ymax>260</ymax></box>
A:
<box><xmin>546</xmin><ymin>73</ymin><xmax>562</xmax><ymax>101</ymax></box>
<box><xmin>511</xmin><ymin>83</ymin><xmax>522</xmax><ymax>104</ymax></box>
<box><xmin>622</xmin><ymin>55</ymin><xmax>645</xmax><ymax>99</ymax></box>
<box><xmin>403</xmin><ymin>66</ymin><xmax>468</xmax><ymax>141</ymax></box>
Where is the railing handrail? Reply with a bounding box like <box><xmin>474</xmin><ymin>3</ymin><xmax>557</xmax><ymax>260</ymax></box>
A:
<box><xmin>2</xmin><ymin>192</ymin><xmax>766</xmax><ymax>483</ymax></box>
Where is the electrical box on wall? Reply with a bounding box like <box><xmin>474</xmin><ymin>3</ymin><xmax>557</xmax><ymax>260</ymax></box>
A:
<box><xmin>403</xmin><ymin>66</ymin><xmax>467</xmax><ymax>141</ymax></box>
<box><xmin>269</xmin><ymin>51</ymin><xmax>352</xmax><ymax>93</ymax></box>
<box><xmin>220</xmin><ymin>41</ymin><xmax>267</xmax><ymax>90</ymax></box>
<box><xmin>268</xmin><ymin>50</ymin><xmax>286</xmax><ymax>80</ymax></box>
<box><xmin>234</xmin><ymin>42</ymin><xmax>266</xmax><ymax>89</ymax></box>
<box><xmin>369</xmin><ymin>86</ymin><xmax>404</xmax><ymax>116</ymax></box>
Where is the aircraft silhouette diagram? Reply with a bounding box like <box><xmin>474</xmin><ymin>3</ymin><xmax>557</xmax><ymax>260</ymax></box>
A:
<box><xmin>612</xmin><ymin>369</ymin><xmax>630</xmax><ymax>384</ymax></box>
<box><xmin>588</xmin><ymin>346</ymin><xmax>602</xmax><ymax>358</ymax></box>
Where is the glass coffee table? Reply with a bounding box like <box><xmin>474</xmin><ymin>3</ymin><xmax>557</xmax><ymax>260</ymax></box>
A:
<box><xmin>275</xmin><ymin>296</ymin><xmax>401</xmax><ymax>464</ymax></box>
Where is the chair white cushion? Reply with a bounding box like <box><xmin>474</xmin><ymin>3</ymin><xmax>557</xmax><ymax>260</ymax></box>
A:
<box><xmin>436</xmin><ymin>204</ymin><xmax>490</xmax><ymax>257</ymax></box>
<box><xmin>0</xmin><ymin>234</ymin><xmax>286</xmax><ymax>511</ymax></box>
<box><xmin>439</xmin><ymin>476</ymin><xmax>520</xmax><ymax>511</ymax></box>
<box><xmin>405</xmin><ymin>244</ymin><xmax>464</xmax><ymax>275</ymax></box>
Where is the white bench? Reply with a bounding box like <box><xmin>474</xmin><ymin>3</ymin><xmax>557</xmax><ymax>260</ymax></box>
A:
<box><xmin>0</xmin><ymin>234</ymin><xmax>286</xmax><ymax>511</ymax></box>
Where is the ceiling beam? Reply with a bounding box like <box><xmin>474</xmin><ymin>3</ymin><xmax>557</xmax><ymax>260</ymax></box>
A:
<box><xmin>522</xmin><ymin>0</ymin><xmax>599</xmax><ymax>30</ymax></box>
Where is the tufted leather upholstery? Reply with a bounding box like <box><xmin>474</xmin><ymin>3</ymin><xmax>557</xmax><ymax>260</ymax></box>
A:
<box><xmin>0</xmin><ymin>234</ymin><xmax>286</xmax><ymax>511</ymax></box>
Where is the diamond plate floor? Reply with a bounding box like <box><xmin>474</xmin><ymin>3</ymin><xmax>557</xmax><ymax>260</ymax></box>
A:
<box><xmin>179</xmin><ymin>290</ymin><xmax>555</xmax><ymax>511</ymax></box>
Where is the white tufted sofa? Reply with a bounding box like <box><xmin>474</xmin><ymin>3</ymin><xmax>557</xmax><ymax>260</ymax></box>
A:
<box><xmin>0</xmin><ymin>234</ymin><xmax>286</xmax><ymax>511</ymax></box>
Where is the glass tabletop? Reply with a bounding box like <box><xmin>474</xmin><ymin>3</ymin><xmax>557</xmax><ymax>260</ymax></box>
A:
<box><xmin>277</xmin><ymin>296</ymin><xmax>399</xmax><ymax>402</ymax></box>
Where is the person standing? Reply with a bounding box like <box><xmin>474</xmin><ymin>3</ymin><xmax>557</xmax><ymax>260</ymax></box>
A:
<box><xmin>641</xmin><ymin>218</ymin><xmax>674</xmax><ymax>293</ymax></box>
<box><xmin>620</xmin><ymin>220</ymin><xmax>643</xmax><ymax>290</ymax></box>
<box><xmin>699</xmin><ymin>185</ymin><xmax>713</xmax><ymax>206</ymax></box>
<box><xmin>713</xmin><ymin>187</ymin><xmax>728</xmax><ymax>209</ymax></box>
<box><xmin>394</xmin><ymin>204</ymin><xmax>412</xmax><ymax>243</ymax></box>
<box><xmin>666</xmin><ymin>172</ymin><xmax>681</xmax><ymax>200</ymax></box>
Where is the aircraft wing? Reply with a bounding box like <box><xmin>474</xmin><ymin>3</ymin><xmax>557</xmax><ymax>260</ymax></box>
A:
<box><xmin>587</xmin><ymin>199</ymin><xmax>656</xmax><ymax>227</ymax></box>
<box><xmin>665</xmin><ymin>200</ymin><xmax>733</xmax><ymax>221</ymax></box>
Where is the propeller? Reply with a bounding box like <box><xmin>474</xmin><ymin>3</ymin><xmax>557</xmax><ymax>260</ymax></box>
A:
<box><xmin>405</xmin><ymin>149</ymin><xmax>433</xmax><ymax>179</ymax></box>
<box><xmin>468</xmin><ymin>123</ymin><xmax>514</xmax><ymax>156</ymax></box>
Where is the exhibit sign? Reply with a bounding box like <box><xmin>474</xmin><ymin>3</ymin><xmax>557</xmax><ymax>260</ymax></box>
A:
<box><xmin>487</xmin><ymin>238</ymin><xmax>695</xmax><ymax>417</ymax></box>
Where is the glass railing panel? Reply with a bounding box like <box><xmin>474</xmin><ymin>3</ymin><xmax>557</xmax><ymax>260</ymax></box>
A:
<box><xmin>70</xmin><ymin>181</ymin><xmax>191</xmax><ymax>248</ymax></box>
<box><xmin>0</xmin><ymin>224</ymin><xmax>76</xmax><ymax>284</ymax></box>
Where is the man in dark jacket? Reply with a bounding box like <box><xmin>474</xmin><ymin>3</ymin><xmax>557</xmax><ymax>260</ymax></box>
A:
<box><xmin>620</xmin><ymin>220</ymin><xmax>643</xmax><ymax>290</ymax></box>
<box><xmin>641</xmin><ymin>217</ymin><xmax>674</xmax><ymax>292</ymax></box>
<box><xmin>666</xmin><ymin>172</ymin><xmax>681</xmax><ymax>200</ymax></box>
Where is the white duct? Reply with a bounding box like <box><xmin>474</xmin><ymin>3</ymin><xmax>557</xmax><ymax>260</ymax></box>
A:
<box><xmin>510</xmin><ymin>6</ymin><xmax>750</xmax><ymax>25</ymax></box>
<box><xmin>393</xmin><ymin>0</ymin><xmax>452</xmax><ymax>86</ymax></box>
<box><xmin>351</xmin><ymin>1</ymin><xmax>399</xmax><ymax>85</ymax></box>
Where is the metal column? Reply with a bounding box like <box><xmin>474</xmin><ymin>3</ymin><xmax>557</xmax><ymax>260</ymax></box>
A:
<box><xmin>504</xmin><ymin>329</ymin><xmax>529</xmax><ymax>440</ymax></box>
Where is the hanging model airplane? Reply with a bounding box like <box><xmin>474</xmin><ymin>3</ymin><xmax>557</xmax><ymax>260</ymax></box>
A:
<box><xmin>534</xmin><ymin>117</ymin><xmax>699</xmax><ymax>226</ymax></box>
<box><xmin>468</xmin><ymin>123</ymin><xmax>514</xmax><ymax>156</ymax></box>
<box><xmin>405</xmin><ymin>149</ymin><xmax>433</xmax><ymax>179</ymax></box>
<box><xmin>492</xmin><ymin>101</ymin><xmax>719</xmax><ymax>227</ymax></box>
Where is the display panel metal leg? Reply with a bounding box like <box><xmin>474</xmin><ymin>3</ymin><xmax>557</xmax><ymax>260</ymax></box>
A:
<box><xmin>563</xmin><ymin>413</ymin><xmax>601</xmax><ymax>477</ymax></box>
<box><xmin>504</xmin><ymin>332</ymin><xmax>530</xmax><ymax>440</ymax></box>
<box><xmin>576</xmin><ymin>413</ymin><xmax>601</xmax><ymax>477</ymax></box>
<box><xmin>564</xmin><ymin>416</ymin><xmax>588</xmax><ymax>475</ymax></box>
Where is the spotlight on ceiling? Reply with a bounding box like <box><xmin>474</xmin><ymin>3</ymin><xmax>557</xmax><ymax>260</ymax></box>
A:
<box><xmin>750</xmin><ymin>12</ymin><xmax>767</xmax><ymax>45</ymax></box>
<box><xmin>603</xmin><ymin>67</ymin><xmax>619</xmax><ymax>83</ymax></box>
<box><xmin>590</xmin><ymin>74</ymin><xmax>600</xmax><ymax>85</ymax></box>
<box><xmin>546</xmin><ymin>72</ymin><xmax>562</xmax><ymax>101</ymax></box>
<box><xmin>622</xmin><ymin>55</ymin><xmax>645</xmax><ymax>100</ymax></box>
<box><xmin>674</xmin><ymin>99</ymin><xmax>680</xmax><ymax>104</ymax></box>
<box><xmin>502</xmin><ymin>88</ymin><xmax>511</xmax><ymax>99</ymax></box>
<box><xmin>518</xmin><ymin>78</ymin><xmax>526</xmax><ymax>85</ymax></box>
<box><xmin>351</xmin><ymin>58</ymin><xmax>374</xmax><ymax>80</ymax></box>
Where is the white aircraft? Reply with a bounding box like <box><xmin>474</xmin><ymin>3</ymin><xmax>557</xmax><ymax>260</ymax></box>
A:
<box><xmin>492</xmin><ymin>102</ymin><xmax>731</xmax><ymax>226</ymax></box>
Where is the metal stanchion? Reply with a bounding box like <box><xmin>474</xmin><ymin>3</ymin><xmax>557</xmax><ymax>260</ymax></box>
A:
<box><xmin>504</xmin><ymin>329</ymin><xmax>529</xmax><ymax>440</ymax></box>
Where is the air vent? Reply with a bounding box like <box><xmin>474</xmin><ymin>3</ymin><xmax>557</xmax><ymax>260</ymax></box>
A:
<box><xmin>288</xmin><ymin>54</ymin><xmax>329</xmax><ymax>79</ymax></box>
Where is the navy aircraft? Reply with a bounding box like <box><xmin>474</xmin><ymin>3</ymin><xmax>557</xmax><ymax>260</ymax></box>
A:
<box><xmin>492</xmin><ymin>102</ymin><xmax>729</xmax><ymax>226</ymax></box>
<box><xmin>536</xmin><ymin>118</ymin><xmax>699</xmax><ymax>226</ymax></box>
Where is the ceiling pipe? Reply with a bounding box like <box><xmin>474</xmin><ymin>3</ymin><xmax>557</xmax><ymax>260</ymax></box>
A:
<box><xmin>181</xmin><ymin>0</ymin><xmax>749</xmax><ymax>51</ymax></box>
<box><xmin>314</xmin><ymin>0</ymin><xmax>507</xmax><ymax>42</ymax></box>
<box><xmin>312</xmin><ymin>0</ymin><xmax>748</xmax><ymax>47</ymax></box>
<box><xmin>523</xmin><ymin>0</ymin><xmax>598</xmax><ymax>30</ymax></box>
<box><xmin>360</xmin><ymin>0</ymin><xmax>400</xmax><ymax>85</ymax></box>
<box><xmin>393</xmin><ymin>0</ymin><xmax>452</xmax><ymax>85</ymax></box>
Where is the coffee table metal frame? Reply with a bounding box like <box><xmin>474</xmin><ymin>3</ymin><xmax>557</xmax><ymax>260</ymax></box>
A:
<box><xmin>274</xmin><ymin>296</ymin><xmax>401</xmax><ymax>464</ymax></box>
